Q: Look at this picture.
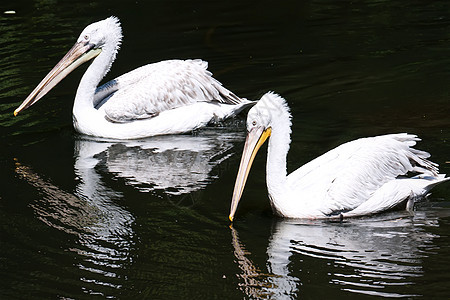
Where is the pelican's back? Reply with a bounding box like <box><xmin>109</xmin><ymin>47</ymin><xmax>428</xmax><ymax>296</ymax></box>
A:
<box><xmin>94</xmin><ymin>59</ymin><xmax>247</xmax><ymax>123</ymax></box>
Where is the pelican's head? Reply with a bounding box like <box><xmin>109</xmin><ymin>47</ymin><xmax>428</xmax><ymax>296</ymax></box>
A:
<box><xmin>229</xmin><ymin>92</ymin><xmax>291</xmax><ymax>222</ymax></box>
<box><xmin>14</xmin><ymin>16</ymin><xmax>122</xmax><ymax>116</ymax></box>
<box><xmin>78</xmin><ymin>16</ymin><xmax>122</xmax><ymax>51</ymax></box>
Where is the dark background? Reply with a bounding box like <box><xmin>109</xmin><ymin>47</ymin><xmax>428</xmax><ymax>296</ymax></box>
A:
<box><xmin>1</xmin><ymin>0</ymin><xmax>449</xmax><ymax>298</ymax></box>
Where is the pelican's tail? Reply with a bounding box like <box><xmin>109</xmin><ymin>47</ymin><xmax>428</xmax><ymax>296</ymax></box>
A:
<box><xmin>212</xmin><ymin>82</ymin><xmax>257</xmax><ymax>120</ymax></box>
<box><xmin>342</xmin><ymin>174</ymin><xmax>449</xmax><ymax>218</ymax></box>
<box><xmin>214</xmin><ymin>100</ymin><xmax>256</xmax><ymax>121</ymax></box>
<box><xmin>414</xmin><ymin>173</ymin><xmax>450</xmax><ymax>193</ymax></box>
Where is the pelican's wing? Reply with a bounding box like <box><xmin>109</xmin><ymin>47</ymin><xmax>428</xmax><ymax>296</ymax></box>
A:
<box><xmin>287</xmin><ymin>133</ymin><xmax>439</xmax><ymax>215</ymax></box>
<box><xmin>94</xmin><ymin>59</ymin><xmax>245</xmax><ymax>123</ymax></box>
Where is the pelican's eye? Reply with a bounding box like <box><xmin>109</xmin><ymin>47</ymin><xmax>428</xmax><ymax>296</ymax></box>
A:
<box><xmin>83</xmin><ymin>34</ymin><xmax>90</xmax><ymax>41</ymax></box>
<box><xmin>252</xmin><ymin>120</ymin><xmax>257</xmax><ymax>126</ymax></box>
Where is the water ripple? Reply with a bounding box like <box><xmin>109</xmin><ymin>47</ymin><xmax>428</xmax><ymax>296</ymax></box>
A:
<box><xmin>231</xmin><ymin>209</ymin><xmax>450</xmax><ymax>298</ymax></box>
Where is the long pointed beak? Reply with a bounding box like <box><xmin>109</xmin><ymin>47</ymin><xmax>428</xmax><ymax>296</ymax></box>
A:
<box><xmin>229</xmin><ymin>126</ymin><xmax>271</xmax><ymax>222</ymax></box>
<box><xmin>13</xmin><ymin>41</ymin><xmax>101</xmax><ymax>116</ymax></box>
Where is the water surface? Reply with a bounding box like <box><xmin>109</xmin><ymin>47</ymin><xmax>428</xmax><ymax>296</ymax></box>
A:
<box><xmin>1</xmin><ymin>0</ymin><xmax>450</xmax><ymax>299</ymax></box>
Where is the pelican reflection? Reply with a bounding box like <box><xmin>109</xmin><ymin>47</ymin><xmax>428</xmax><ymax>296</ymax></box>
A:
<box><xmin>14</xmin><ymin>128</ymin><xmax>244</xmax><ymax>296</ymax></box>
<box><xmin>14</xmin><ymin>159</ymin><xmax>134</xmax><ymax>296</ymax></box>
<box><xmin>75</xmin><ymin>128</ymin><xmax>244</xmax><ymax>196</ymax></box>
<box><xmin>231</xmin><ymin>211</ymin><xmax>448</xmax><ymax>298</ymax></box>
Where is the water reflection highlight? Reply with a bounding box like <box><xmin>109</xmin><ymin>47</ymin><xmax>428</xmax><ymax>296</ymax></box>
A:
<box><xmin>231</xmin><ymin>211</ymin><xmax>448</xmax><ymax>298</ymax></box>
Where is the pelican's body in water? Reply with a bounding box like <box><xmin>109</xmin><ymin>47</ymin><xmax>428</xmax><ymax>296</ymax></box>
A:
<box><xmin>229</xmin><ymin>92</ymin><xmax>449</xmax><ymax>221</ymax></box>
<box><xmin>14</xmin><ymin>17</ymin><xmax>254</xmax><ymax>139</ymax></box>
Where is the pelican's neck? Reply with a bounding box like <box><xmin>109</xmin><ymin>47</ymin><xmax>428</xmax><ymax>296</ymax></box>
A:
<box><xmin>266</xmin><ymin>109</ymin><xmax>292</xmax><ymax>205</ymax></box>
<box><xmin>73</xmin><ymin>40</ymin><xmax>118</xmax><ymax>120</ymax></box>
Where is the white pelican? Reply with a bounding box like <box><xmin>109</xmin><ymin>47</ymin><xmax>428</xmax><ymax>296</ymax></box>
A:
<box><xmin>229</xmin><ymin>92</ymin><xmax>449</xmax><ymax>221</ymax></box>
<box><xmin>14</xmin><ymin>16</ymin><xmax>254</xmax><ymax>139</ymax></box>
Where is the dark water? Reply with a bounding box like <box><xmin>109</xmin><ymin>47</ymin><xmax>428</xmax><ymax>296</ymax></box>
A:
<box><xmin>1</xmin><ymin>0</ymin><xmax>450</xmax><ymax>299</ymax></box>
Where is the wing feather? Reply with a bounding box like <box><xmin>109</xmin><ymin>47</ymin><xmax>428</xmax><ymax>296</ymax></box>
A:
<box><xmin>94</xmin><ymin>59</ymin><xmax>246</xmax><ymax>123</ymax></box>
<box><xmin>287</xmin><ymin>133</ymin><xmax>438</xmax><ymax>214</ymax></box>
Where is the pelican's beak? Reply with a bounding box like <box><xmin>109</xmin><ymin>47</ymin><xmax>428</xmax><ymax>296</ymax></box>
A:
<box><xmin>229</xmin><ymin>126</ymin><xmax>271</xmax><ymax>222</ymax></box>
<box><xmin>13</xmin><ymin>41</ymin><xmax>101</xmax><ymax>116</ymax></box>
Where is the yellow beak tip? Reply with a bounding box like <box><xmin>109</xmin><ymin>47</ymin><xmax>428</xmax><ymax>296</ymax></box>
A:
<box><xmin>228</xmin><ymin>215</ymin><xmax>234</xmax><ymax>222</ymax></box>
<box><xmin>13</xmin><ymin>110</ymin><xmax>19</xmax><ymax>116</ymax></box>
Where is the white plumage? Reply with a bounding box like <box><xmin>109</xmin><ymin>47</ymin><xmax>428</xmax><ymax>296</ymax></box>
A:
<box><xmin>14</xmin><ymin>17</ymin><xmax>253</xmax><ymax>139</ymax></box>
<box><xmin>229</xmin><ymin>92</ymin><xmax>449</xmax><ymax>221</ymax></box>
